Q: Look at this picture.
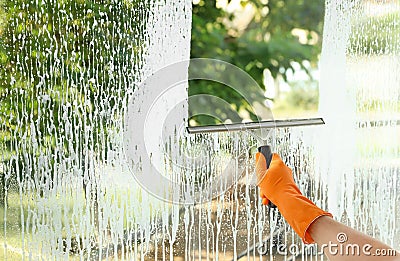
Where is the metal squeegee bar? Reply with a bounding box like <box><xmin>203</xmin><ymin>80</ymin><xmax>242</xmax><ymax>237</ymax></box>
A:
<box><xmin>186</xmin><ymin>118</ymin><xmax>325</xmax><ymax>134</ymax></box>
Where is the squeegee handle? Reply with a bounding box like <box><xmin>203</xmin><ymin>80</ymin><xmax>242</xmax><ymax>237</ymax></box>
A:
<box><xmin>258</xmin><ymin>145</ymin><xmax>273</xmax><ymax>168</ymax></box>
<box><xmin>258</xmin><ymin>145</ymin><xmax>277</xmax><ymax>209</ymax></box>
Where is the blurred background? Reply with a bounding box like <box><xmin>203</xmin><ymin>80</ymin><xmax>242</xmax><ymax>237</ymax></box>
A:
<box><xmin>189</xmin><ymin>0</ymin><xmax>324</xmax><ymax>125</ymax></box>
<box><xmin>188</xmin><ymin>0</ymin><xmax>400</xmax><ymax>126</ymax></box>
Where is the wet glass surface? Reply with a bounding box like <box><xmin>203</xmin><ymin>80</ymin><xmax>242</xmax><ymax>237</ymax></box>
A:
<box><xmin>0</xmin><ymin>0</ymin><xmax>399</xmax><ymax>260</ymax></box>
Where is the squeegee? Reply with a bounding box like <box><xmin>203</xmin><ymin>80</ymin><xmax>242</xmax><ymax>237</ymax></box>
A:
<box><xmin>187</xmin><ymin>117</ymin><xmax>325</xmax><ymax>207</ymax></box>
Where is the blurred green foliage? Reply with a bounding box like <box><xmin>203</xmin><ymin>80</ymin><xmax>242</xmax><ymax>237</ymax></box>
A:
<box><xmin>189</xmin><ymin>0</ymin><xmax>325</xmax><ymax>124</ymax></box>
<box><xmin>0</xmin><ymin>0</ymin><xmax>146</xmax><ymax>200</ymax></box>
<box><xmin>0</xmin><ymin>0</ymin><xmax>145</xmax><ymax>160</ymax></box>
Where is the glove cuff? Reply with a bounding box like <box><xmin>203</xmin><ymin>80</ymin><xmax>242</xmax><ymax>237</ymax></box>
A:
<box><xmin>277</xmin><ymin>194</ymin><xmax>333</xmax><ymax>244</ymax></box>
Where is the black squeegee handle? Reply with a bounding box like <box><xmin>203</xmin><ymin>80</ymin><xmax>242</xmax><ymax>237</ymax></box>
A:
<box><xmin>258</xmin><ymin>145</ymin><xmax>277</xmax><ymax>208</ymax></box>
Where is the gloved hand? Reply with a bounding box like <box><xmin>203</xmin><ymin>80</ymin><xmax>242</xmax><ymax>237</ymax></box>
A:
<box><xmin>256</xmin><ymin>152</ymin><xmax>332</xmax><ymax>244</ymax></box>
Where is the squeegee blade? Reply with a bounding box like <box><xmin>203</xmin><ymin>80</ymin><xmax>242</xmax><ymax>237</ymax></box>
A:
<box><xmin>186</xmin><ymin>118</ymin><xmax>325</xmax><ymax>134</ymax></box>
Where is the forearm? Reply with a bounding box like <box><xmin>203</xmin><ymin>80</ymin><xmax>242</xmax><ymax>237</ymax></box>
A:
<box><xmin>309</xmin><ymin>216</ymin><xmax>400</xmax><ymax>260</ymax></box>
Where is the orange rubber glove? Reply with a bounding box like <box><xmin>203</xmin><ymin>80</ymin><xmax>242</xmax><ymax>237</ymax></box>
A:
<box><xmin>256</xmin><ymin>152</ymin><xmax>333</xmax><ymax>244</ymax></box>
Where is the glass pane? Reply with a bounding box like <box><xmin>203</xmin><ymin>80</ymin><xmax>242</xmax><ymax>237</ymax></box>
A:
<box><xmin>1</xmin><ymin>0</ymin><xmax>399</xmax><ymax>260</ymax></box>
